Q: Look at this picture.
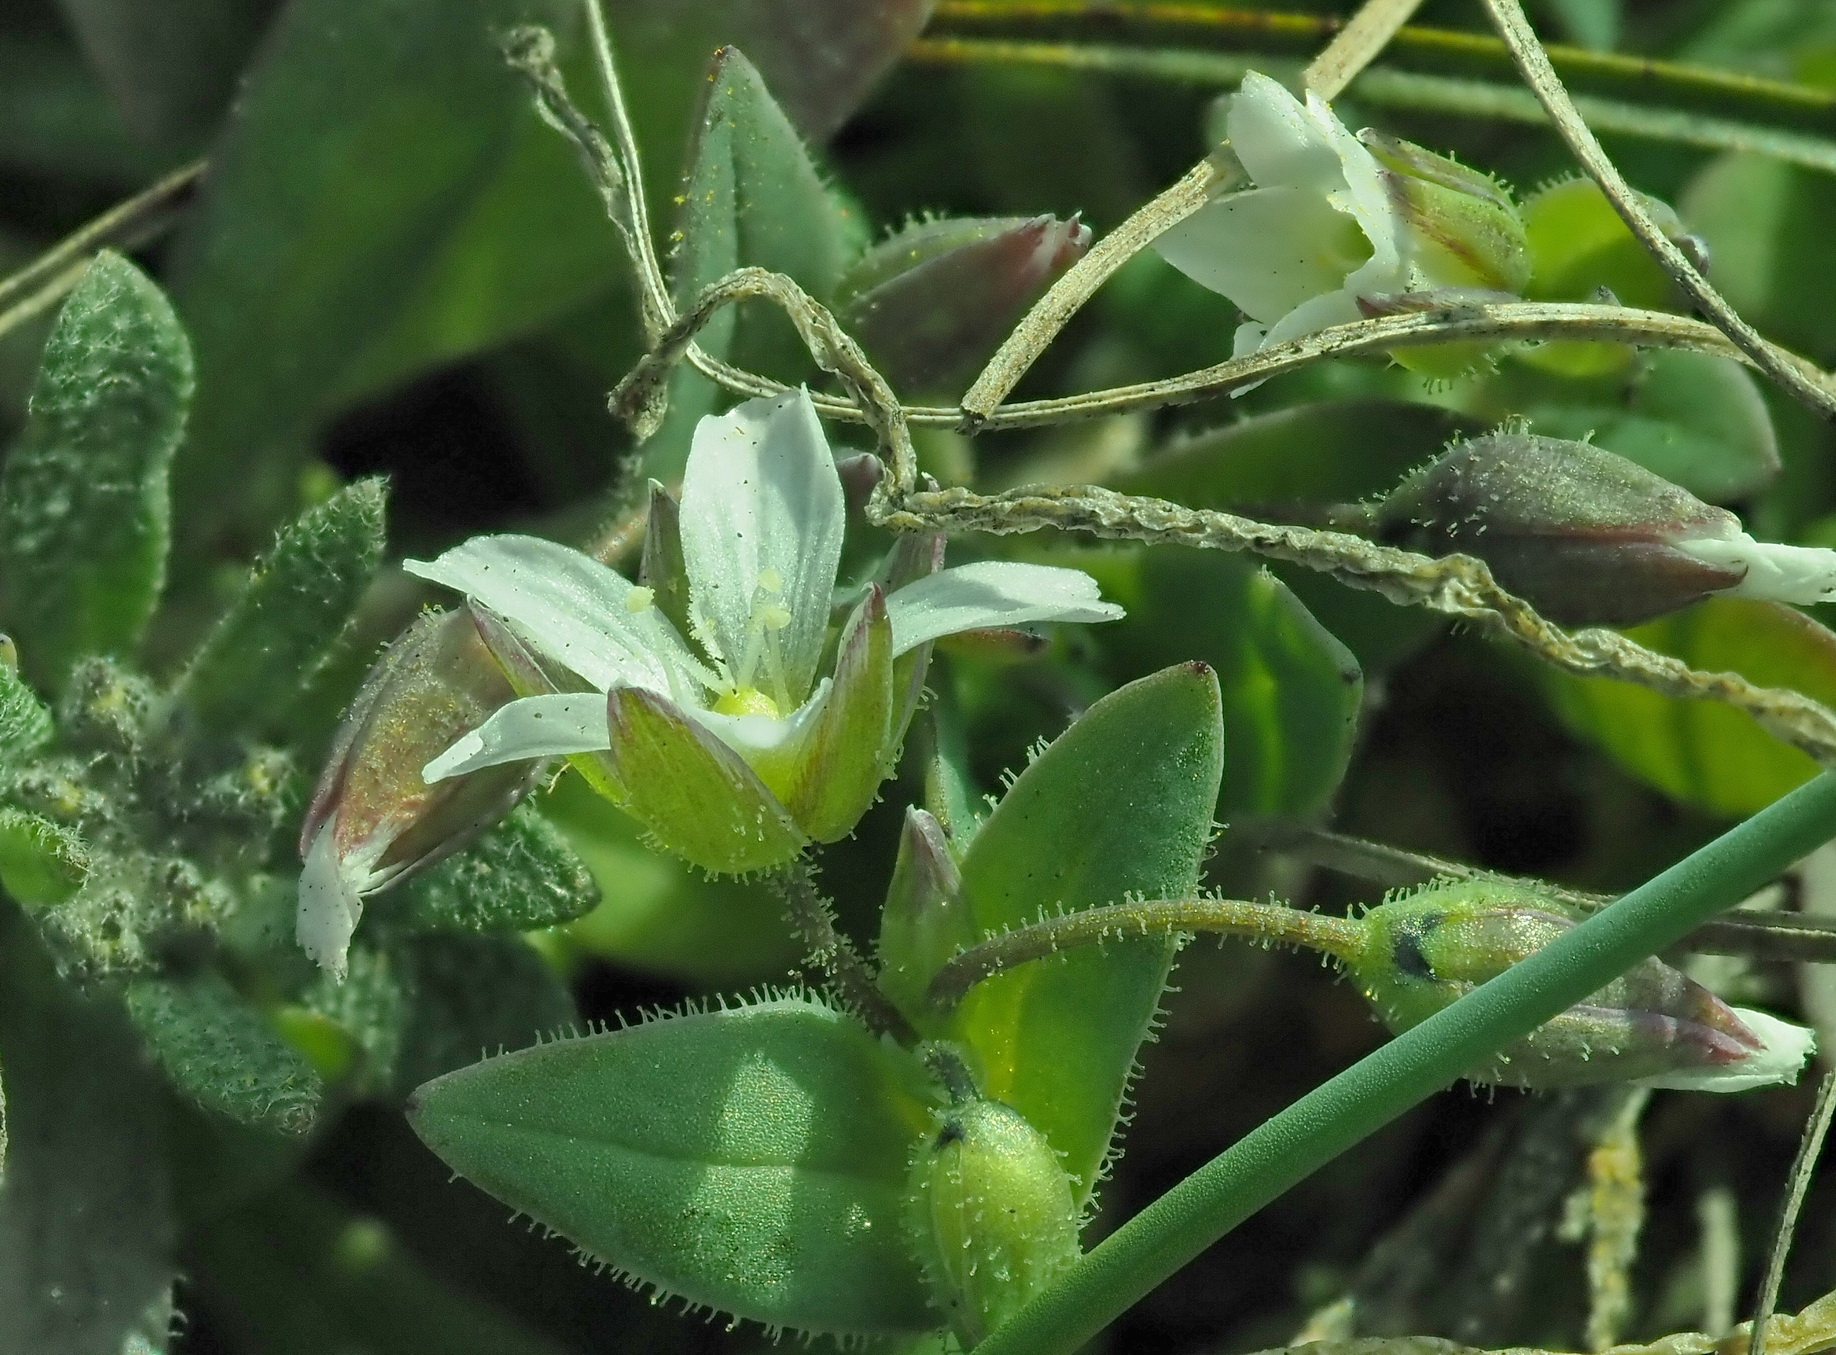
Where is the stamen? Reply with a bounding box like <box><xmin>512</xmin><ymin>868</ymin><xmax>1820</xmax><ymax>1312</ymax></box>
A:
<box><xmin>625</xmin><ymin>586</ymin><xmax>655</xmax><ymax>613</ymax></box>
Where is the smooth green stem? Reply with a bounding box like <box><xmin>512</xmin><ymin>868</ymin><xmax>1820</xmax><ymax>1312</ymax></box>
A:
<box><xmin>976</xmin><ymin>771</ymin><xmax>1836</xmax><ymax>1355</ymax></box>
<box><xmin>926</xmin><ymin>898</ymin><xmax>1365</xmax><ymax>1011</ymax></box>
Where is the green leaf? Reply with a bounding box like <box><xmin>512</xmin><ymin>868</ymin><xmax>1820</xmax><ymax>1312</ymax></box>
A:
<box><xmin>0</xmin><ymin>809</ymin><xmax>88</xmax><ymax>908</ymax></box>
<box><xmin>406</xmin><ymin>993</ymin><xmax>935</xmax><ymax>1337</ymax></box>
<box><xmin>0</xmin><ymin>251</ymin><xmax>193</xmax><ymax>691</ymax></box>
<box><xmin>0</xmin><ymin>664</ymin><xmax>54</xmax><ymax>767</ymax></box>
<box><xmin>173</xmin><ymin>478</ymin><xmax>386</xmax><ymax>737</ymax></box>
<box><xmin>1526</xmin><ymin>350</ymin><xmax>1779</xmax><ymax>503</ymax></box>
<box><xmin>399</xmin><ymin>801</ymin><xmax>599</xmax><ymax>935</ymax></box>
<box><xmin>1116</xmin><ymin>552</ymin><xmax>1362</xmax><ymax>819</ymax></box>
<box><xmin>0</xmin><ymin>903</ymin><xmax>175</xmax><ymax>1355</ymax></box>
<box><xmin>644</xmin><ymin>45</ymin><xmax>862</xmax><ymax>478</ymax></box>
<box><xmin>165</xmin><ymin>0</ymin><xmax>611</xmax><ymax>550</ymax></box>
<box><xmin>56</xmin><ymin>0</ymin><xmax>276</xmax><ymax>148</ymax></box>
<box><xmin>944</xmin><ymin>663</ymin><xmax>1224</xmax><ymax>1202</ymax></box>
<box><xmin>124</xmin><ymin>972</ymin><xmax>322</xmax><ymax>1136</ymax></box>
<box><xmin>1541</xmin><ymin>597</ymin><xmax>1836</xmax><ymax>817</ymax></box>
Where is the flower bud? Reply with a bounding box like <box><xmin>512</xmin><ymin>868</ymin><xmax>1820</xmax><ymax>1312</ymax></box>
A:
<box><xmin>876</xmin><ymin>807</ymin><xmax>970</xmax><ymax>1021</ymax></box>
<box><xmin>1360</xmin><ymin>131</ymin><xmax>1532</xmax><ymax>295</ymax></box>
<box><xmin>1376</xmin><ymin>430</ymin><xmax>1751</xmax><ymax>626</ymax></box>
<box><xmin>1347</xmin><ymin>878</ymin><xmax>1815</xmax><ymax>1091</ymax></box>
<box><xmin>837</xmin><ymin>215</ymin><xmax>1091</xmax><ymax>393</ymax></box>
<box><xmin>904</xmin><ymin>1083</ymin><xmax>1081</xmax><ymax>1345</ymax></box>
<box><xmin>297</xmin><ymin>608</ymin><xmax>536</xmax><ymax>979</ymax></box>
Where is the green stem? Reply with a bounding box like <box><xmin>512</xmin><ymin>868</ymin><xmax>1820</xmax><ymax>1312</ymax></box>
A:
<box><xmin>976</xmin><ymin>771</ymin><xmax>1836</xmax><ymax>1355</ymax></box>
<box><xmin>926</xmin><ymin>897</ymin><xmax>1364</xmax><ymax>1011</ymax></box>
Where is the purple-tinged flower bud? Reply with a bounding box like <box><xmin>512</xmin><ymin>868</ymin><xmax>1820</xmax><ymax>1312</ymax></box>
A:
<box><xmin>1377</xmin><ymin>431</ymin><xmax>1753</xmax><ymax>626</ymax></box>
<box><xmin>1347</xmin><ymin>878</ymin><xmax>1815</xmax><ymax>1091</ymax></box>
<box><xmin>838</xmin><ymin>215</ymin><xmax>1091</xmax><ymax>393</ymax></box>
<box><xmin>876</xmin><ymin>807</ymin><xmax>970</xmax><ymax>1022</ymax></box>
<box><xmin>297</xmin><ymin>608</ymin><xmax>536</xmax><ymax>979</ymax></box>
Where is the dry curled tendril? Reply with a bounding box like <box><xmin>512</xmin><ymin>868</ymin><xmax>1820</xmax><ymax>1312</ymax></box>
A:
<box><xmin>514</xmin><ymin>0</ymin><xmax>1836</xmax><ymax>773</ymax></box>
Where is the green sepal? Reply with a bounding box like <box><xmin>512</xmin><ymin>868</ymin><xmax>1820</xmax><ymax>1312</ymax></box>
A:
<box><xmin>398</xmin><ymin>801</ymin><xmax>598</xmax><ymax>934</ymax></box>
<box><xmin>0</xmin><ymin>663</ymin><xmax>54</xmax><ymax>767</ymax></box>
<box><xmin>125</xmin><ymin>971</ymin><xmax>323</xmax><ymax>1136</ymax></box>
<box><xmin>406</xmin><ymin>993</ymin><xmax>936</xmax><ymax>1337</ymax></box>
<box><xmin>638</xmin><ymin>481</ymin><xmax>694</xmax><ymax>644</ymax></box>
<box><xmin>1361</xmin><ymin>130</ymin><xmax>1530</xmax><ymax>293</ymax></box>
<box><xmin>944</xmin><ymin>663</ymin><xmax>1224</xmax><ymax>1202</ymax></box>
<box><xmin>904</xmin><ymin>1094</ymin><xmax>1081</xmax><ymax>1347</ymax></box>
<box><xmin>0</xmin><ymin>251</ymin><xmax>194</xmax><ymax>691</ymax></box>
<box><xmin>784</xmin><ymin>587</ymin><xmax>894</xmax><ymax>841</ymax></box>
<box><xmin>0</xmin><ymin>809</ymin><xmax>89</xmax><ymax>908</ymax></box>
<box><xmin>174</xmin><ymin>478</ymin><xmax>387</xmax><ymax>737</ymax></box>
<box><xmin>602</xmin><ymin>686</ymin><xmax>807</xmax><ymax>874</ymax></box>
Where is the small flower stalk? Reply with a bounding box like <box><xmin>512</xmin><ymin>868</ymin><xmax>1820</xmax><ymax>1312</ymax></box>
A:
<box><xmin>297</xmin><ymin>607</ymin><xmax>536</xmax><ymax>979</ymax></box>
<box><xmin>1347</xmin><ymin>879</ymin><xmax>1815</xmax><ymax>1092</ymax></box>
<box><xmin>396</xmin><ymin>389</ymin><xmax>1122</xmax><ymax>876</ymax></box>
<box><xmin>1377</xmin><ymin>430</ymin><xmax>1836</xmax><ymax>626</ymax></box>
<box><xmin>1156</xmin><ymin>71</ymin><xmax>1529</xmax><ymax>370</ymax></box>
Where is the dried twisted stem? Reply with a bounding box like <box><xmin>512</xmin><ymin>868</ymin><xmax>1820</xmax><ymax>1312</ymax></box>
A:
<box><xmin>1480</xmin><ymin>0</ymin><xmax>1836</xmax><ymax>423</ymax></box>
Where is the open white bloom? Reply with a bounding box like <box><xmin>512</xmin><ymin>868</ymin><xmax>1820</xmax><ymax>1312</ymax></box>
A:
<box><xmin>1633</xmin><ymin>1006</ymin><xmax>1816</xmax><ymax>1093</ymax></box>
<box><xmin>1157</xmin><ymin>71</ymin><xmax>1408</xmax><ymax>361</ymax></box>
<box><xmin>404</xmin><ymin>388</ymin><xmax>1123</xmax><ymax>872</ymax></box>
<box><xmin>1674</xmin><ymin>532</ymin><xmax>1836</xmax><ymax>606</ymax></box>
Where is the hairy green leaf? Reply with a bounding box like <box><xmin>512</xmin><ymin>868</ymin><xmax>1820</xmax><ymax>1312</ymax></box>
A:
<box><xmin>407</xmin><ymin>993</ymin><xmax>935</xmax><ymax>1337</ymax></box>
<box><xmin>0</xmin><ymin>809</ymin><xmax>88</xmax><ymax>908</ymax></box>
<box><xmin>0</xmin><ymin>664</ymin><xmax>54</xmax><ymax>767</ymax></box>
<box><xmin>0</xmin><ymin>251</ymin><xmax>193</xmax><ymax>691</ymax></box>
<box><xmin>173</xmin><ymin>478</ymin><xmax>386</xmax><ymax>737</ymax></box>
<box><xmin>0</xmin><ymin>903</ymin><xmax>175</xmax><ymax>1355</ymax></box>
<box><xmin>645</xmin><ymin>45</ymin><xmax>862</xmax><ymax>478</ymax></box>
<box><xmin>125</xmin><ymin>972</ymin><xmax>322</xmax><ymax>1136</ymax></box>
<box><xmin>944</xmin><ymin>663</ymin><xmax>1224</xmax><ymax>1202</ymax></box>
<box><xmin>391</xmin><ymin>933</ymin><xmax>575</xmax><ymax>1094</ymax></box>
<box><xmin>400</xmin><ymin>801</ymin><xmax>598</xmax><ymax>935</ymax></box>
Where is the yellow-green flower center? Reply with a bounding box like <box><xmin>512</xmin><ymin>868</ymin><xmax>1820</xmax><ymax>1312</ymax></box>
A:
<box><xmin>712</xmin><ymin>686</ymin><xmax>782</xmax><ymax>719</ymax></box>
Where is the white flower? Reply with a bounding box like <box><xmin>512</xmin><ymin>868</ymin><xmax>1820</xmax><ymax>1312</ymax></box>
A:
<box><xmin>1674</xmin><ymin>532</ymin><xmax>1836</xmax><ymax>606</ymax></box>
<box><xmin>403</xmin><ymin>388</ymin><xmax>1123</xmax><ymax>871</ymax></box>
<box><xmin>1156</xmin><ymin>71</ymin><xmax>1408</xmax><ymax>361</ymax></box>
<box><xmin>1634</xmin><ymin>1006</ymin><xmax>1816</xmax><ymax>1093</ymax></box>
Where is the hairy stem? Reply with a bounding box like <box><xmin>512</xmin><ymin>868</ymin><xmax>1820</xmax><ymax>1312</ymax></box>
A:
<box><xmin>975</xmin><ymin>771</ymin><xmax>1836</xmax><ymax>1355</ymax></box>
<box><xmin>771</xmin><ymin>860</ymin><xmax>917</xmax><ymax>1045</ymax></box>
<box><xmin>926</xmin><ymin>897</ymin><xmax>1367</xmax><ymax>1011</ymax></box>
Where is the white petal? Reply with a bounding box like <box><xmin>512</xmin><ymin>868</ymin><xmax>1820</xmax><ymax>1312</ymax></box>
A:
<box><xmin>680</xmin><ymin>389</ymin><xmax>845</xmax><ymax>702</ymax></box>
<box><xmin>404</xmin><ymin>535</ymin><xmax>712</xmax><ymax>698</ymax></box>
<box><xmin>690</xmin><ymin>677</ymin><xmax>833</xmax><ymax>761</ymax></box>
<box><xmin>1158</xmin><ymin>187</ymin><xmax>1372</xmax><ymax>325</ymax></box>
<box><xmin>1228</xmin><ymin>71</ymin><xmax>1342</xmax><ymax>191</ymax></box>
<box><xmin>884</xmin><ymin>562</ymin><xmax>1124</xmax><ymax>657</ymax></box>
<box><xmin>1675</xmin><ymin>532</ymin><xmax>1836</xmax><ymax>605</ymax></box>
<box><xmin>297</xmin><ymin>822</ymin><xmax>362</xmax><ymax>981</ymax></box>
<box><xmin>1635</xmin><ymin>1008</ymin><xmax>1816</xmax><ymax>1093</ymax></box>
<box><xmin>1308</xmin><ymin>94</ymin><xmax>1407</xmax><ymax>299</ymax></box>
<box><xmin>1259</xmin><ymin>286</ymin><xmax>1366</xmax><ymax>350</ymax></box>
<box><xmin>421</xmin><ymin>694</ymin><xmax>610</xmax><ymax>782</ymax></box>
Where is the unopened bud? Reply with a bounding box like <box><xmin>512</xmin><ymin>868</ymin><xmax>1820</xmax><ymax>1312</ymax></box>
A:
<box><xmin>838</xmin><ymin>215</ymin><xmax>1091</xmax><ymax>393</ymax></box>
<box><xmin>1377</xmin><ymin>431</ymin><xmax>1751</xmax><ymax>626</ymax></box>
<box><xmin>876</xmin><ymin>807</ymin><xmax>970</xmax><ymax>1021</ymax></box>
<box><xmin>904</xmin><ymin>1064</ymin><xmax>1081</xmax><ymax>1345</ymax></box>
<box><xmin>1348</xmin><ymin>879</ymin><xmax>1815</xmax><ymax>1091</ymax></box>
<box><xmin>297</xmin><ymin>608</ymin><xmax>536</xmax><ymax>979</ymax></box>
